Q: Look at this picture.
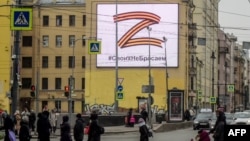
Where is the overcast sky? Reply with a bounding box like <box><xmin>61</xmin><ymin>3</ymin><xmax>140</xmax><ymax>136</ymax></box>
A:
<box><xmin>219</xmin><ymin>0</ymin><xmax>250</xmax><ymax>44</ymax></box>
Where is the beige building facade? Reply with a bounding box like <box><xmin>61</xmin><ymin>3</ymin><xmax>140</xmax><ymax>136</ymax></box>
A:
<box><xmin>18</xmin><ymin>0</ymin><xmax>195</xmax><ymax>115</ymax></box>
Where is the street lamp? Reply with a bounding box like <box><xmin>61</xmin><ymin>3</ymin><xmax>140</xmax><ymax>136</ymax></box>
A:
<box><xmin>163</xmin><ymin>37</ymin><xmax>168</xmax><ymax>111</ymax></box>
<box><xmin>114</xmin><ymin>0</ymin><xmax>119</xmax><ymax>112</ymax></box>
<box><xmin>68</xmin><ymin>37</ymin><xmax>85</xmax><ymax>125</ymax></box>
<box><xmin>147</xmin><ymin>26</ymin><xmax>152</xmax><ymax>128</ymax></box>
<box><xmin>211</xmin><ymin>51</ymin><xmax>216</xmax><ymax>112</ymax></box>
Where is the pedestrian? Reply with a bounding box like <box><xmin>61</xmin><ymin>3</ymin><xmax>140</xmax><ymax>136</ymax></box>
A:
<box><xmin>138</xmin><ymin>118</ymin><xmax>149</xmax><ymax>141</ymax></box>
<box><xmin>60</xmin><ymin>115</ymin><xmax>72</xmax><ymax>141</ymax></box>
<box><xmin>73</xmin><ymin>113</ymin><xmax>85</xmax><ymax>141</ymax></box>
<box><xmin>37</xmin><ymin>111</ymin><xmax>52</xmax><ymax>141</ymax></box>
<box><xmin>125</xmin><ymin>108</ymin><xmax>135</xmax><ymax>127</ymax></box>
<box><xmin>209</xmin><ymin>109</ymin><xmax>226</xmax><ymax>134</ymax></box>
<box><xmin>50</xmin><ymin>109</ymin><xmax>58</xmax><ymax>135</ymax></box>
<box><xmin>19</xmin><ymin>116</ymin><xmax>31</xmax><ymax>141</ymax></box>
<box><xmin>14</xmin><ymin>110</ymin><xmax>21</xmax><ymax>135</ymax></box>
<box><xmin>21</xmin><ymin>108</ymin><xmax>30</xmax><ymax>118</ymax></box>
<box><xmin>212</xmin><ymin>111</ymin><xmax>226</xmax><ymax>141</ymax></box>
<box><xmin>0</xmin><ymin>111</ymin><xmax>15</xmax><ymax>141</ymax></box>
<box><xmin>184</xmin><ymin>109</ymin><xmax>191</xmax><ymax>121</ymax></box>
<box><xmin>140</xmin><ymin>105</ymin><xmax>148</xmax><ymax>123</ymax></box>
<box><xmin>197</xmin><ymin>129</ymin><xmax>210</xmax><ymax>141</ymax></box>
<box><xmin>28</xmin><ymin>110</ymin><xmax>36</xmax><ymax>133</ymax></box>
<box><xmin>189</xmin><ymin>108</ymin><xmax>195</xmax><ymax>120</ymax></box>
<box><xmin>87</xmin><ymin>111</ymin><xmax>103</xmax><ymax>141</ymax></box>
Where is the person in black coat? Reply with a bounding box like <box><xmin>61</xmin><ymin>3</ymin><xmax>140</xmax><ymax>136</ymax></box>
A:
<box><xmin>74</xmin><ymin>113</ymin><xmax>85</xmax><ymax>141</ymax></box>
<box><xmin>28</xmin><ymin>110</ymin><xmax>36</xmax><ymax>132</ymax></box>
<box><xmin>138</xmin><ymin>118</ymin><xmax>149</xmax><ymax>141</ymax></box>
<box><xmin>0</xmin><ymin>112</ymin><xmax>15</xmax><ymax>141</ymax></box>
<box><xmin>140</xmin><ymin>106</ymin><xmax>148</xmax><ymax>123</ymax></box>
<box><xmin>213</xmin><ymin>112</ymin><xmax>225</xmax><ymax>141</ymax></box>
<box><xmin>60</xmin><ymin>115</ymin><xmax>72</xmax><ymax>141</ymax></box>
<box><xmin>88</xmin><ymin>111</ymin><xmax>102</xmax><ymax>141</ymax></box>
<box><xmin>37</xmin><ymin>111</ymin><xmax>52</xmax><ymax>141</ymax></box>
<box><xmin>19</xmin><ymin>116</ymin><xmax>31</xmax><ymax>141</ymax></box>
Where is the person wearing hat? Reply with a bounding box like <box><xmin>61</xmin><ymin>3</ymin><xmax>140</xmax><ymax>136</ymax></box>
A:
<box><xmin>74</xmin><ymin>113</ymin><xmax>85</xmax><ymax>141</ymax></box>
<box><xmin>138</xmin><ymin>118</ymin><xmax>149</xmax><ymax>141</ymax></box>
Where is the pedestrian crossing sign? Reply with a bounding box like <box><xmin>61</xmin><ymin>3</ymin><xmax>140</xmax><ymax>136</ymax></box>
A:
<box><xmin>88</xmin><ymin>40</ymin><xmax>101</xmax><ymax>54</ymax></box>
<box><xmin>11</xmin><ymin>8</ymin><xmax>33</xmax><ymax>30</ymax></box>
<box><xmin>116</xmin><ymin>91</ymin><xmax>124</xmax><ymax>100</ymax></box>
<box><xmin>210</xmin><ymin>97</ymin><xmax>216</xmax><ymax>104</ymax></box>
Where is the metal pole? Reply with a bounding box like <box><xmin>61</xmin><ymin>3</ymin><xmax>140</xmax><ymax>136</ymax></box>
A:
<box><xmin>69</xmin><ymin>41</ymin><xmax>75</xmax><ymax>126</ymax></box>
<box><xmin>211</xmin><ymin>51</ymin><xmax>215</xmax><ymax>112</ymax></box>
<box><xmin>11</xmin><ymin>0</ymin><xmax>21</xmax><ymax>116</ymax></box>
<box><xmin>225</xmin><ymin>59</ymin><xmax>227</xmax><ymax>110</ymax></box>
<box><xmin>114</xmin><ymin>0</ymin><xmax>119</xmax><ymax>112</ymax></box>
<box><xmin>163</xmin><ymin>37</ymin><xmax>168</xmax><ymax>115</ymax></box>
<box><xmin>147</xmin><ymin>26</ymin><xmax>152</xmax><ymax>128</ymax></box>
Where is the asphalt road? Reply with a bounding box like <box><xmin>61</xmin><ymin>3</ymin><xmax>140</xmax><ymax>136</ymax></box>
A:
<box><xmin>24</xmin><ymin>128</ymin><xmax>214</xmax><ymax>141</ymax></box>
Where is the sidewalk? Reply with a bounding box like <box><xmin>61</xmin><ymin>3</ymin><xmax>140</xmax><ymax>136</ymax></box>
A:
<box><xmin>28</xmin><ymin>124</ymin><xmax>161</xmax><ymax>138</ymax></box>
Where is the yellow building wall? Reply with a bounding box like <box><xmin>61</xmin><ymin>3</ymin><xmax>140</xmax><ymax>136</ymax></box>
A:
<box><xmin>0</xmin><ymin>0</ymin><xmax>12</xmax><ymax>113</ymax></box>
<box><xmin>85</xmin><ymin>0</ymin><xmax>188</xmax><ymax>113</ymax></box>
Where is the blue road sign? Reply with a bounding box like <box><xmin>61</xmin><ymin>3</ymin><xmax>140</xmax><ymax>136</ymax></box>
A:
<box><xmin>11</xmin><ymin>8</ymin><xmax>33</xmax><ymax>30</ymax></box>
<box><xmin>117</xmin><ymin>85</ymin><xmax>123</xmax><ymax>92</ymax></box>
<box><xmin>88</xmin><ymin>40</ymin><xmax>101</xmax><ymax>54</ymax></box>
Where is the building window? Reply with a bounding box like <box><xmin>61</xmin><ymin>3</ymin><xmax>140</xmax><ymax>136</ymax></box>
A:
<box><xmin>22</xmin><ymin>57</ymin><xmax>32</xmax><ymax>68</ymax></box>
<box><xmin>43</xmin><ymin>15</ymin><xmax>49</xmax><ymax>26</ymax></box>
<box><xmin>56</xmin><ymin>35</ymin><xmax>62</xmax><ymax>47</ymax></box>
<box><xmin>69</xmin><ymin>56</ymin><xmax>75</xmax><ymax>68</ymax></box>
<box><xmin>82</xmin><ymin>78</ymin><xmax>85</xmax><ymax>90</ymax></box>
<box><xmin>82</xmin><ymin>35</ymin><xmax>86</xmax><ymax>46</ymax></box>
<box><xmin>22</xmin><ymin>36</ymin><xmax>32</xmax><ymax>47</ymax></box>
<box><xmin>43</xmin><ymin>35</ymin><xmax>49</xmax><ymax>47</ymax></box>
<box><xmin>69</xmin><ymin>15</ymin><xmax>75</xmax><ymax>26</ymax></box>
<box><xmin>21</xmin><ymin>78</ymin><xmax>32</xmax><ymax>89</ymax></box>
<box><xmin>56</xmin><ymin>15</ymin><xmax>62</xmax><ymax>26</ymax></box>
<box><xmin>69</xmin><ymin>35</ymin><xmax>75</xmax><ymax>47</ymax></box>
<box><xmin>55</xmin><ymin>56</ymin><xmax>62</xmax><ymax>68</ymax></box>
<box><xmin>55</xmin><ymin>78</ymin><xmax>61</xmax><ymax>89</ymax></box>
<box><xmin>42</xmin><ymin>78</ymin><xmax>48</xmax><ymax>89</ymax></box>
<box><xmin>82</xmin><ymin>56</ymin><xmax>86</xmax><ymax>68</ymax></box>
<box><xmin>42</xmin><ymin>56</ymin><xmax>48</xmax><ymax>68</ymax></box>
<box><xmin>55</xmin><ymin>100</ymin><xmax>61</xmax><ymax>112</ymax></box>
<box><xmin>83</xmin><ymin>15</ymin><xmax>86</xmax><ymax>26</ymax></box>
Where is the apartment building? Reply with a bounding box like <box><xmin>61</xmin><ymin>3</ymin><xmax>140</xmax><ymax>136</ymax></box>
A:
<box><xmin>18</xmin><ymin>0</ymin><xmax>194</xmax><ymax>116</ymax></box>
<box><xmin>193</xmin><ymin>0</ymin><xmax>219</xmax><ymax>110</ymax></box>
<box><xmin>20</xmin><ymin>0</ymin><xmax>86</xmax><ymax>113</ymax></box>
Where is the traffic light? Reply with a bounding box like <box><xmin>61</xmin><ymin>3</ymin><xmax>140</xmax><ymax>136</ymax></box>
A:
<box><xmin>64</xmin><ymin>85</ymin><xmax>69</xmax><ymax>97</ymax></box>
<box><xmin>30</xmin><ymin>85</ymin><xmax>35</xmax><ymax>97</ymax></box>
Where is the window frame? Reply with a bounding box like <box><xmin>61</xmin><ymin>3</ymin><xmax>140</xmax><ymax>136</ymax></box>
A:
<box><xmin>69</xmin><ymin>15</ymin><xmax>75</xmax><ymax>26</ymax></box>
<box><xmin>55</xmin><ymin>56</ymin><xmax>62</xmax><ymax>68</ymax></box>
<box><xmin>42</xmin><ymin>35</ymin><xmax>49</xmax><ymax>47</ymax></box>
<box><xmin>43</xmin><ymin>15</ymin><xmax>49</xmax><ymax>26</ymax></box>
<box><xmin>56</xmin><ymin>35</ymin><xmax>62</xmax><ymax>47</ymax></box>
<box><xmin>56</xmin><ymin>15</ymin><xmax>62</xmax><ymax>26</ymax></box>
<box><xmin>42</xmin><ymin>56</ymin><xmax>49</xmax><ymax>68</ymax></box>
<box><xmin>22</xmin><ymin>57</ymin><xmax>32</xmax><ymax>68</ymax></box>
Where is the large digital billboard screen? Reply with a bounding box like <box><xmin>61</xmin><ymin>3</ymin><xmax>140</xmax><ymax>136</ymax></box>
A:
<box><xmin>97</xmin><ymin>4</ymin><xmax>179</xmax><ymax>67</ymax></box>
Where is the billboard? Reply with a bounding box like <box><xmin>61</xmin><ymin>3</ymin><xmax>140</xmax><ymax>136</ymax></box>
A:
<box><xmin>97</xmin><ymin>4</ymin><xmax>179</xmax><ymax>67</ymax></box>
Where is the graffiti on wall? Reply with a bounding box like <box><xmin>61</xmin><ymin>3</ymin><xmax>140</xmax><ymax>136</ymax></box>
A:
<box><xmin>85</xmin><ymin>103</ymin><xmax>115</xmax><ymax>114</ymax></box>
<box><xmin>151</xmin><ymin>105</ymin><xmax>165</xmax><ymax>114</ymax></box>
<box><xmin>85</xmin><ymin>103</ymin><xmax>165</xmax><ymax>114</ymax></box>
